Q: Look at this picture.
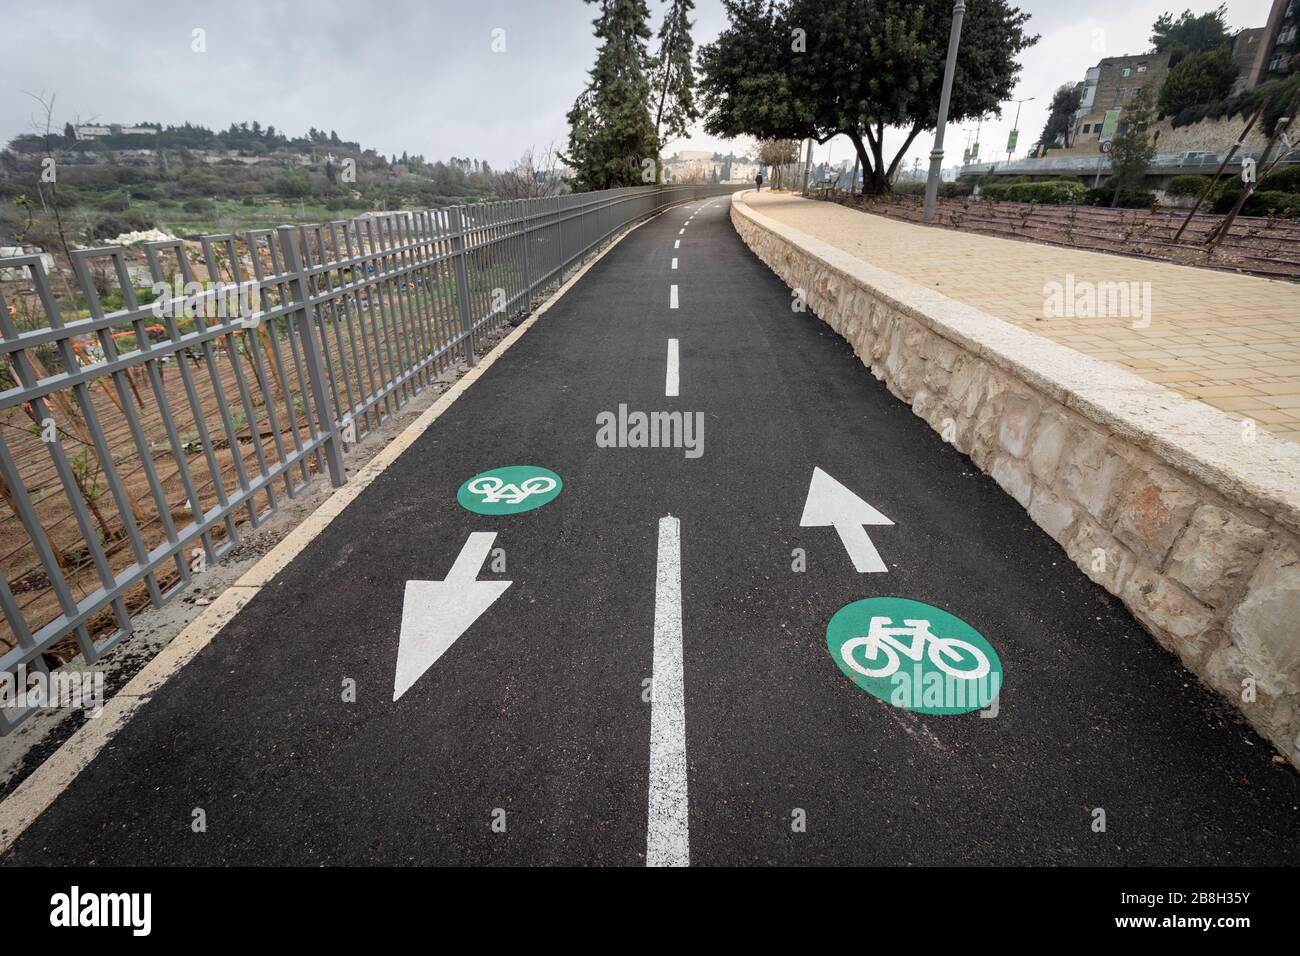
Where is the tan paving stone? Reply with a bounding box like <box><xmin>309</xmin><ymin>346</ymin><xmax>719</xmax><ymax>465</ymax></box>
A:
<box><xmin>749</xmin><ymin>191</ymin><xmax>1300</xmax><ymax>446</ymax></box>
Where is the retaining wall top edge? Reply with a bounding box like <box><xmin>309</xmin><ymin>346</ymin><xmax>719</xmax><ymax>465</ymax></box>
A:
<box><xmin>730</xmin><ymin>191</ymin><xmax>1300</xmax><ymax>528</ymax></box>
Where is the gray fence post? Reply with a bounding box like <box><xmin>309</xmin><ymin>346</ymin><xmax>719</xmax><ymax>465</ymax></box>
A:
<box><xmin>277</xmin><ymin>225</ymin><xmax>346</xmax><ymax>487</ymax></box>
<box><xmin>554</xmin><ymin>196</ymin><xmax>564</xmax><ymax>283</ymax></box>
<box><xmin>519</xmin><ymin>199</ymin><xmax>532</xmax><ymax>312</ymax></box>
<box><xmin>447</xmin><ymin>205</ymin><xmax>476</xmax><ymax>367</ymax></box>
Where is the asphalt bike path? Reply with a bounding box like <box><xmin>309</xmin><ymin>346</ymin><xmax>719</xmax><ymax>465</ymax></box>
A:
<box><xmin>4</xmin><ymin>198</ymin><xmax>1297</xmax><ymax>866</ymax></box>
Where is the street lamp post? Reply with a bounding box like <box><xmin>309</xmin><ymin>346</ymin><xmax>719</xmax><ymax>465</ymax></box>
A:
<box><xmin>1006</xmin><ymin>96</ymin><xmax>1035</xmax><ymax>162</ymax></box>
<box><xmin>923</xmin><ymin>0</ymin><xmax>967</xmax><ymax>222</ymax></box>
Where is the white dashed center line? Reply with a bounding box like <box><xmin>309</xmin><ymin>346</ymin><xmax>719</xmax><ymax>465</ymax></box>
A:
<box><xmin>669</xmin><ymin>284</ymin><xmax>679</xmax><ymax>309</ymax></box>
<box><xmin>665</xmin><ymin>338</ymin><xmax>679</xmax><ymax>397</ymax></box>
<box><xmin>647</xmin><ymin>514</ymin><xmax>688</xmax><ymax>867</ymax></box>
<box><xmin>671</xmin><ymin>257</ymin><xmax>678</xmax><ymax>269</ymax></box>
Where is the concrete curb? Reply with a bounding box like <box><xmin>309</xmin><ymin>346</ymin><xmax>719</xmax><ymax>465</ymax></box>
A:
<box><xmin>731</xmin><ymin>190</ymin><xmax>1300</xmax><ymax>769</ymax></box>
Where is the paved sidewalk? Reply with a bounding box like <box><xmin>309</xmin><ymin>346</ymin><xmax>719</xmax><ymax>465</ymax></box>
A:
<box><xmin>748</xmin><ymin>191</ymin><xmax>1300</xmax><ymax>444</ymax></box>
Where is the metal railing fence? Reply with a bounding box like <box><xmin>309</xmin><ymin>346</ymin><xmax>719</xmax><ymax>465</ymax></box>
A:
<box><xmin>0</xmin><ymin>182</ymin><xmax>737</xmax><ymax>730</ymax></box>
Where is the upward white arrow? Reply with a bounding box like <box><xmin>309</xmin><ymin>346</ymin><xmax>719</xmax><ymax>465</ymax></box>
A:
<box><xmin>393</xmin><ymin>531</ymin><xmax>511</xmax><ymax>701</ymax></box>
<box><xmin>799</xmin><ymin>467</ymin><xmax>895</xmax><ymax>573</ymax></box>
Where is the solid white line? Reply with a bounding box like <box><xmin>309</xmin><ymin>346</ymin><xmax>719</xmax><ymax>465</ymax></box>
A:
<box><xmin>647</xmin><ymin>514</ymin><xmax>688</xmax><ymax>867</ymax></box>
<box><xmin>674</xmin><ymin>240</ymin><xmax>680</xmax><ymax>248</ymax></box>
<box><xmin>665</xmin><ymin>338</ymin><xmax>679</xmax><ymax>397</ymax></box>
<box><xmin>669</xmin><ymin>285</ymin><xmax>678</xmax><ymax>309</ymax></box>
<box><xmin>671</xmin><ymin>257</ymin><xmax>678</xmax><ymax>269</ymax></box>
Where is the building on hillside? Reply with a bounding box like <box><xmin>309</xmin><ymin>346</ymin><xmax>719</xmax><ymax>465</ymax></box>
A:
<box><xmin>1244</xmin><ymin>0</ymin><xmax>1298</xmax><ymax>88</ymax></box>
<box><xmin>1069</xmin><ymin>52</ymin><xmax>1171</xmax><ymax>149</ymax></box>
<box><xmin>1232</xmin><ymin>27</ymin><xmax>1268</xmax><ymax>91</ymax></box>
<box><xmin>73</xmin><ymin>124</ymin><xmax>155</xmax><ymax>141</ymax></box>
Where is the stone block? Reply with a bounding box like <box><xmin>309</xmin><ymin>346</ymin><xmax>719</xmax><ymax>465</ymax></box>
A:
<box><xmin>1111</xmin><ymin>467</ymin><xmax>1199</xmax><ymax>568</ymax></box>
<box><xmin>1227</xmin><ymin>541</ymin><xmax>1300</xmax><ymax>696</ymax></box>
<box><xmin>1165</xmin><ymin>505</ymin><xmax>1270</xmax><ymax>608</ymax></box>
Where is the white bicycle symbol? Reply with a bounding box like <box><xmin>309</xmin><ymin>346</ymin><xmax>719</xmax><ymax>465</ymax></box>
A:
<box><xmin>466</xmin><ymin>475</ymin><xmax>557</xmax><ymax>505</ymax></box>
<box><xmin>840</xmin><ymin>616</ymin><xmax>990</xmax><ymax>680</ymax></box>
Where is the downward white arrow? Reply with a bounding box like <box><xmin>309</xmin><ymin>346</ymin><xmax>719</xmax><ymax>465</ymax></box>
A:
<box><xmin>799</xmin><ymin>467</ymin><xmax>894</xmax><ymax>573</ymax></box>
<box><xmin>393</xmin><ymin>531</ymin><xmax>511</xmax><ymax>701</ymax></box>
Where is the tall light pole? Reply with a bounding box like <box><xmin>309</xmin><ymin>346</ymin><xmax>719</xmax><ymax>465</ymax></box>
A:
<box><xmin>923</xmin><ymin>0</ymin><xmax>967</xmax><ymax>222</ymax></box>
<box><xmin>1006</xmin><ymin>96</ymin><xmax>1034</xmax><ymax>162</ymax></box>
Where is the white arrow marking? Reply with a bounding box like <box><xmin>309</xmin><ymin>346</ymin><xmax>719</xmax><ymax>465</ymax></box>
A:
<box><xmin>393</xmin><ymin>531</ymin><xmax>511</xmax><ymax>701</ymax></box>
<box><xmin>799</xmin><ymin>467</ymin><xmax>894</xmax><ymax>573</ymax></box>
<box><xmin>647</xmin><ymin>515</ymin><xmax>688</xmax><ymax>866</ymax></box>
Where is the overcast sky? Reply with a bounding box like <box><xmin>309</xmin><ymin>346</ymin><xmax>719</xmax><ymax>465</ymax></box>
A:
<box><xmin>3</xmin><ymin>0</ymin><xmax>1277</xmax><ymax>173</ymax></box>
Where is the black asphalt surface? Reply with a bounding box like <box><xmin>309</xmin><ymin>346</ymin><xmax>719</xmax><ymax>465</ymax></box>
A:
<box><xmin>5</xmin><ymin>197</ymin><xmax>1299</xmax><ymax>866</ymax></box>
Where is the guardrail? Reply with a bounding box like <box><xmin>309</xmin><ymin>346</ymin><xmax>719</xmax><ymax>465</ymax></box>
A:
<box><xmin>960</xmin><ymin>147</ymin><xmax>1300</xmax><ymax>178</ymax></box>
<box><xmin>0</xmin><ymin>182</ymin><xmax>736</xmax><ymax>731</ymax></box>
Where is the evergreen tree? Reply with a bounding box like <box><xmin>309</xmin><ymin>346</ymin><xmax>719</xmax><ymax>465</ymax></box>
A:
<box><xmin>1109</xmin><ymin>87</ymin><xmax>1157</xmax><ymax>207</ymax></box>
<box><xmin>1151</xmin><ymin>5</ymin><xmax>1231</xmax><ymax>60</ymax></box>
<box><xmin>563</xmin><ymin>0</ymin><xmax>659</xmax><ymax>191</ymax></box>
<box><xmin>652</xmin><ymin>0</ymin><xmax>701</xmax><ymax>157</ymax></box>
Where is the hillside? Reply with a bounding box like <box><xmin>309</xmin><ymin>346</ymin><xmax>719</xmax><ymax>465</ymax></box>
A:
<box><xmin>0</xmin><ymin>119</ymin><xmax>505</xmax><ymax>246</ymax></box>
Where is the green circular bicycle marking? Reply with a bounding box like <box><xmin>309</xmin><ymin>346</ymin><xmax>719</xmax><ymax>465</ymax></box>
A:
<box><xmin>826</xmin><ymin>597</ymin><xmax>1002</xmax><ymax>715</ymax></box>
<box><xmin>457</xmin><ymin>465</ymin><xmax>563</xmax><ymax>515</ymax></box>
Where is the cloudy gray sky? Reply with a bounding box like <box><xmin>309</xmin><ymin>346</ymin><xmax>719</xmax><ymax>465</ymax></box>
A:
<box><xmin>3</xmin><ymin>0</ymin><xmax>1276</xmax><ymax>172</ymax></box>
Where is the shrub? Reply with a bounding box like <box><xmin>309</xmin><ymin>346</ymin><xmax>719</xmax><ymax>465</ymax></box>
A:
<box><xmin>1260</xmin><ymin>165</ymin><xmax>1300</xmax><ymax>193</ymax></box>
<box><xmin>1164</xmin><ymin>174</ymin><xmax>1212</xmax><ymax>197</ymax></box>
<box><xmin>90</xmin><ymin>215</ymin><xmax>130</xmax><ymax>241</ymax></box>
<box><xmin>1084</xmin><ymin>187</ymin><xmax>1156</xmax><ymax>208</ymax></box>
<box><xmin>123</xmin><ymin>209</ymin><xmax>155</xmax><ymax>232</ymax></box>
<box><xmin>982</xmin><ymin>180</ymin><xmax>1085</xmax><ymax>204</ymax></box>
<box><xmin>182</xmin><ymin>198</ymin><xmax>216</xmax><ymax>215</ymax></box>
<box><xmin>1241</xmin><ymin>190</ymin><xmax>1300</xmax><ymax>218</ymax></box>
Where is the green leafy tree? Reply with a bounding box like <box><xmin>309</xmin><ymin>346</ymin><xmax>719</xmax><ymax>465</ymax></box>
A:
<box><xmin>1036</xmin><ymin>83</ymin><xmax>1083</xmax><ymax>149</ymax></box>
<box><xmin>1108</xmin><ymin>87</ymin><xmax>1157</xmax><ymax>207</ymax></box>
<box><xmin>651</xmin><ymin>0</ymin><xmax>701</xmax><ymax>164</ymax></box>
<box><xmin>563</xmin><ymin>0</ymin><xmax>660</xmax><ymax>191</ymax></box>
<box><xmin>1157</xmin><ymin>46</ymin><xmax>1240</xmax><ymax>114</ymax></box>
<box><xmin>1151</xmin><ymin>5</ymin><xmax>1232</xmax><ymax>59</ymax></box>
<box><xmin>698</xmin><ymin>0</ymin><xmax>1037</xmax><ymax>195</ymax></box>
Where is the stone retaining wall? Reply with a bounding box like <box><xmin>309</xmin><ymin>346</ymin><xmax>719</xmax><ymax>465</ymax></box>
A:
<box><xmin>731</xmin><ymin>191</ymin><xmax>1300</xmax><ymax>767</ymax></box>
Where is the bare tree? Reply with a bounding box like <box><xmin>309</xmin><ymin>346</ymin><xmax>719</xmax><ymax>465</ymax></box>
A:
<box><xmin>490</xmin><ymin>145</ymin><xmax>568</xmax><ymax>200</ymax></box>
<box><xmin>756</xmin><ymin>138</ymin><xmax>799</xmax><ymax>189</ymax></box>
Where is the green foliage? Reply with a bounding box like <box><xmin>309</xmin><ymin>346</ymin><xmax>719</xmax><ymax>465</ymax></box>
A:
<box><xmin>1169</xmin><ymin>74</ymin><xmax>1300</xmax><ymax>137</ymax></box>
<box><xmin>651</xmin><ymin>0</ymin><xmax>700</xmax><ymax>151</ymax></box>
<box><xmin>698</xmin><ymin>0</ymin><xmax>1037</xmax><ymax>193</ymax></box>
<box><xmin>1108</xmin><ymin>88</ymin><xmax>1158</xmax><ymax>202</ymax></box>
<box><xmin>1163</xmin><ymin>174</ymin><xmax>1211</xmax><ymax>197</ymax></box>
<box><xmin>1085</xmin><ymin>186</ymin><xmax>1155</xmax><ymax>208</ymax></box>
<box><xmin>1238</xmin><ymin>191</ymin><xmax>1300</xmax><ymax>218</ymax></box>
<box><xmin>1037</xmin><ymin>83</ymin><xmax>1083</xmax><ymax>149</ymax></box>
<box><xmin>90</xmin><ymin>215</ymin><xmax>130</xmax><ymax>240</ymax></box>
<box><xmin>1260</xmin><ymin>164</ymin><xmax>1300</xmax><ymax>193</ymax></box>
<box><xmin>1150</xmin><ymin>4</ymin><xmax>1232</xmax><ymax>58</ymax></box>
<box><xmin>1211</xmin><ymin>183</ymin><xmax>1300</xmax><ymax>218</ymax></box>
<box><xmin>980</xmin><ymin>180</ymin><xmax>1084</xmax><ymax>203</ymax></box>
<box><xmin>1157</xmin><ymin>47</ymin><xmax>1239</xmax><ymax>115</ymax></box>
<box><xmin>564</xmin><ymin>0</ymin><xmax>660</xmax><ymax>191</ymax></box>
<box><xmin>274</xmin><ymin>173</ymin><xmax>313</xmax><ymax>199</ymax></box>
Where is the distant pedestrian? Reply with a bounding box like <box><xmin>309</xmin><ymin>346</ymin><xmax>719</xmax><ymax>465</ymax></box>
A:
<box><xmin>755</xmin><ymin>172</ymin><xmax>764</xmax><ymax>192</ymax></box>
